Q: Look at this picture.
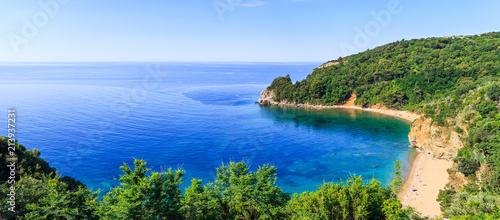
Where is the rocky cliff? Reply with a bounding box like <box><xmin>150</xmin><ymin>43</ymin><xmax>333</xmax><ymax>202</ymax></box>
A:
<box><xmin>257</xmin><ymin>89</ymin><xmax>275</xmax><ymax>105</ymax></box>
<box><xmin>258</xmin><ymin>89</ymin><xmax>312</xmax><ymax>107</ymax></box>
<box><xmin>317</xmin><ymin>61</ymin><xmax>340</xmax><ymax>69</ymax></box>
<box><xmin>258</xmin><ymin>89</ymin><xmax>333</xmax><ymax>108</ymax></box>
<box><xmin>408</xmin><ymin>117</ymin><xmax>464</xmax><ymax>159</ymax></box>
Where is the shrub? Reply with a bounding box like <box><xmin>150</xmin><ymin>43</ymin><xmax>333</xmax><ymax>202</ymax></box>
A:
<box><xmin>455</xmin><ymin>126</ymin><xmax>465</xmax><ymax>134</ymax></box>
<box><xmin>487</xmin><ymin>83</ymin><xmax>500</xmax><ymax>101</ymax></box>
<box><xmin>455</xmin><ymin>157</ymin><xmax>480</xmax><ymax>176</ymax></box>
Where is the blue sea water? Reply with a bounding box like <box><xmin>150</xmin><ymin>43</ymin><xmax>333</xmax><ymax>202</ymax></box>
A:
<box><xmin>0</xmin><ymin>62</ymin><xmax>414</xmax><ymax>194</ymax></box>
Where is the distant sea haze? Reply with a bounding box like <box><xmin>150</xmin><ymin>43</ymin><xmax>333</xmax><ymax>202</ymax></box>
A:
<box><xmin>0</xmin><ymin>62</ymin><xmax>413</xmax><ymax>194</ymax></box>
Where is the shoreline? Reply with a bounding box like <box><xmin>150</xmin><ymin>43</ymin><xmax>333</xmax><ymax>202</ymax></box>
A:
<box><xmin>398</xmin><ymin>152</ymin><xmax>453</xmax><ymax>218</ymax></box>
<box><xmin>258</xmin><ymin>92</ymin><xmax>420</xmax><ymax>123</ymax></box>
<box><xmin>261</xmin><ymin>102</ymin><xmax>421</xmax><ymax>123</ymax></box>
<box><xmin>259</xmin><ymin>97</ymin><xmax>452</xmax><ymax>217</ymax></box>
<box><xmin>289</xmin><ymin>103</ymin><xmax>452</xmax><ymax>217</ymax></box>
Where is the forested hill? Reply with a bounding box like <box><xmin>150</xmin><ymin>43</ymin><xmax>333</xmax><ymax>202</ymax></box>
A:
<box><xmin>267</xmin><ymin>31</ymin><xmax>500</xmax><ymax>111</ymax></box>
<box><xmin>268</xmin><ymin>31</ymin><xmax>500</xmax><ymax>218</ymax></box>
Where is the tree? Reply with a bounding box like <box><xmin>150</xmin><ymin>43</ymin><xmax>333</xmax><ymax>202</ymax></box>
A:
<box><xmin>99</xmin><ymin>159</ymin><xmax>185</xmax><ymax>219</ymax></box>
<box><xmin>287</xmin><ymin>176</ymin><xmax>390</xmax><ymax>219</ymax></box>
<box><xmin>0</xmin><ymin>175</ymin><xmax>99</xmax><ymax>219</ymax></box>
<box><xmin>389</xmin><ymin>160</ymin><xmax>404</xmax><ymax>197</ymax></box>
<box><xmin>181</xmin><ymin>162</ymin><xmax>290</xmax><ymax>219</ymax></box>
<box><xmin>0</xmin><ymin>137</ymin><xmax>55</xmax><ymax>182</ymax></box>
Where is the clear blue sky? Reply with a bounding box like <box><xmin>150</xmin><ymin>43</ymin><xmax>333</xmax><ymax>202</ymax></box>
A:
<box><xmin>1</xmin><ymin>0</ymin><xmax>499</xmax><ymax>62</ymax></box>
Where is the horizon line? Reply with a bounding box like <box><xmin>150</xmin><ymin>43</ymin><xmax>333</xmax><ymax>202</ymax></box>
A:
<box><xmin>0</xmin><ymin>61</ymin><xmax>325</xmax><ymax>64</ymax></box>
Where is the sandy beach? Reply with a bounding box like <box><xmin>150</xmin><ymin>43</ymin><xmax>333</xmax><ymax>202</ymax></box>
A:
<box><xmin>260</xmin><ymin>92</ymin><xmax>421</xmax><ymax>123</ymax></box>
<box><xmin>398</xmin><ymin>152</ymin><xmax>453</xmax><ymax>218</ymax></box>
<box><xmin>328</xmin><ymin>105</ymin><xmax>420</xmax><ymax>123</ymax></box>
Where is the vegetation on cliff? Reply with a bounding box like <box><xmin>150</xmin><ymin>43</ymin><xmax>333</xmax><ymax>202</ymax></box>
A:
<box><xmin>434</xmin><ymin>81</ymin><xmax>500</xmax><ymax>218</ymax></box>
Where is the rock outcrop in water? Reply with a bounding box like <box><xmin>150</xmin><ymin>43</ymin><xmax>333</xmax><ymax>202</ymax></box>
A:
<box><xmin>258</xmin><ymin>89</ymin><xmax>275</xmax><ymax>105</ymax></box>
<box><xmin>408</xmin><ymin>117</ymin><xmax>463</xmax><ymax>159</ymax></box>
<box><xmin>258</xmin><ymin>89</ymin><xmax>303</xmax><ymax>107</ymax></box>
<box><xmin>258</xmin><ymin>89</ymin><xmax>334</xmax><ymax>108</ymax></box>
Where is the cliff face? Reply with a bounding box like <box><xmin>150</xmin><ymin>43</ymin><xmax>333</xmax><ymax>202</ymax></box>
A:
<box><xmin>258</xmin><ymin>89</ymin><xmax>275</xmax><ymax>105</ymax></box>
<box><xmin>258</xmin><ymin>89</ymin><xmax>307</xmax><ymax>107</ymax></box>
<box><xmin>408</xmin><ymin>117</ymin><xmax>463</xmax><ymax>159</ymax></box>
<box><xmin>317</xmin><ymin>61</ymin><xmax>340</xmax><ymax>69</ymax></box>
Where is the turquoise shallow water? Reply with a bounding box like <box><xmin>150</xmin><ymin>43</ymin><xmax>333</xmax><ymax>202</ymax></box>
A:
<box><xmin>0</xmin><ymin>62</ymin><xmax>413</xmax><ymax>194</ymax></box>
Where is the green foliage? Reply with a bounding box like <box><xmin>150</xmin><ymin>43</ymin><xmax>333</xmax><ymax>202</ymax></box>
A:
<box><xmin>381</xmin><ymin>198</ymin><xmax>422</xmax><ymax>220</ymax></box>
<box><xmin>456</xmin><ymin>147</ymin><xmax>474</xmax><ymax>160</ymax></box>
<box><xmin>487</xmin><ymin>83</ymin><xmax>500</xmax><ymax>101</ymax></box>
<box><xmin>287</xmin><ymin>176</ymin><xmax>388</xmax><ymax>219</ymax></box>
<box><xmin>181</xmin><ymin>162</ymin><xmax>290</xmax><ymax>219</ymax></box>
<box><xmin>268</xmin><ymin>75</ymin><xmax>294</xmax><ymax>102</ymax></box>
<box><xmin>265</xmin><ymin>31</ymin><xmax>500</xmax><ymax>219</ymax></box>
<box><xmin>437</xmin><ymin>184</ymin><xmax>456</xmax><ymax>214</ymax></box>
<box><xmin>389</xmin><ymin>160</ymin><xmax>404</xmax><ymax>197</ymax></box>
<box><xmin>0</xmin><ymin>136</ymin><xmax>55</xmax><ymax>182</ymax></box>
<box><xmin>0</xmin><ymin>137</ymin><xmax>97</xmax><ymax>219</ymax></box>
<box><xmin>449</xmin><ymin>212</ymin><xmax>500</xmax><ymax>220</ymax></box>
<box><xmin>477</xmin><ymin>101</ymin><xmax>498</xmax><ymax>118</ymax></box>
<box><xmin>442</xmin><ymin>191</ymin><xmax>500</xmax><ymax>218</ymax></box>
<box><xmin>180</xmin><ymin>179</ymin><xmax>220</xmax><ymax>219</ymax></box>
<box><xmin>381</xmin><ymin>161</ymin><xmax>427</xmax><ymax>220</ymax></box>
<box><xmin>455</xmin><ymin>126</ymin><xmax>465</xmax><ymax>134</ymax></box>
<box><xmin>453</xmin><ymin>77</ymin><xmax>476</xmax><ymax>97</ymax></box>
<box><xmin>99</xmin><ymin>159</ymin><xmax>185</xmax><ymax>219</ymax></box>
<box><xmin>455</xmin><ymin>157</ymin><xmax>480</xmax><ymax>176</ymax></box>
<box><xmin>0</xmin><ymin>175</ymin><xmax>99</xmax><ymax>219</ymax></box>
<box><xmin>285</xmin><ymin>161</ymin><xmax>424</xmax><ymax>220</ymax></box>
<box><xmin>380</xmin><ymin>84</ymin><xmax>407</xmax><ymax>109</ymax></box>
<box><xmin>267</xmin><ymin>32</ymin><xmax>500</xmax><ymax>109</ymax></box>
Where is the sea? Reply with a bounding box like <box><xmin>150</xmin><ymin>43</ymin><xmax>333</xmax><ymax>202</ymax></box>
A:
<box><xmin>0</xmin><ymin>62</ymin><xmax>414</xmax><ymax>194</ymax></box>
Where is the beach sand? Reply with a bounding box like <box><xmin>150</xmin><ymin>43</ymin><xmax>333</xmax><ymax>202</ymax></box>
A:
<box><xmin>332</xmin><ymin>105</ymin><xmax>420</xmax><ymax>123</ymax></box>
<box><xmin>338</xmin><ymin>94</ymin><xmax>420</xmax><ymax>123</ymax></box>
<box><xmin>398</xmin><ymin>152</ymin><xmax>453</xmax><ymax>218</ymax></box>
<box><xmin>261</xmin><ymin>93</ymin><xmax>421</xmax><ymax>123</ymax></box>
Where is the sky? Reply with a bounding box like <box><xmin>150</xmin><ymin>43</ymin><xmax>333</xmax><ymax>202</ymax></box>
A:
<box><xmin>0</xmin><ymin>0</ymin><xmax>499</xmax><ymax>62</ymax></box>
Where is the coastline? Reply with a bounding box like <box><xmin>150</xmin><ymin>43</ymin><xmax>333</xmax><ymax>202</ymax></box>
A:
<box><xmin>281</xmin><ymin>103</ymin><xmax>452</xmax><ymax>217</ymax></box>
<box><xmin>258</xmin><ymin>90</ymin><xmax>420</xmax><ymax>123</ymax></box>
<box><xmin>259</xmin><ymin>92</ymin><xmax>452</xmax><ymax>217</ymax></box>
<box><xmin>320</xmin><ymin>105</ymin><xmax>420</xmax><ymax>123</ymax></box>
<box><xmin>260</xmin><ymin>102</ymin><xmax>421</xmax><ymax>123</ymax></box>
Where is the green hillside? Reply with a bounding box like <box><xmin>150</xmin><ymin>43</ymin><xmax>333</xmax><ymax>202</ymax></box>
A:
<box><xmin>268</xmin><ymin>32</ymin><xmax>500</xmax><ymax>111</ymax></box>
<box><xmin>268</xmin><ymin>31</ymin><xmax>500</xmax><ymax>219</ymax></box>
